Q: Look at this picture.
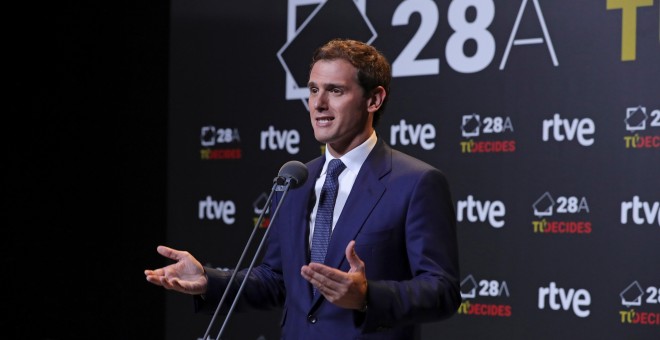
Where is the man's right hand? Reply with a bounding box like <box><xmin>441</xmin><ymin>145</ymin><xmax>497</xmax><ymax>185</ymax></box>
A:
<box><xmin>144</xmin><ymin>245</ymin><xmax>208</xmax><ymax>295</ymax></box>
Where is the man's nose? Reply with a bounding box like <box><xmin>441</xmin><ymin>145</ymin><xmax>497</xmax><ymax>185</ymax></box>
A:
<box><xmin>313</xmin><ymin>92</ymin><xmax>328</xmax><ymax>111</ymax></box>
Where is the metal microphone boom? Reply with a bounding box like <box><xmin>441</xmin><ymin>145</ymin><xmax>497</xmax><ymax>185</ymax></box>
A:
<box><xmin>201</xmin><ymin>160</ymin><xmax>308</xmax><ymax>340</ymax></box>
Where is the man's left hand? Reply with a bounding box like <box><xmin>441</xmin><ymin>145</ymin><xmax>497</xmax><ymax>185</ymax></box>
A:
<box><xmin>301</xmin><ymin>240</ymin><xmax>368</xmax><ymax>310</ymax></box>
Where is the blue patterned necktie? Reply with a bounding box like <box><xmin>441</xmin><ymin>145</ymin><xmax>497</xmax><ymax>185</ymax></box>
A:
<box><xmin>311</xmin><ymin>159</ymin><xmax>346</xmax><ymax>267</ymax></box>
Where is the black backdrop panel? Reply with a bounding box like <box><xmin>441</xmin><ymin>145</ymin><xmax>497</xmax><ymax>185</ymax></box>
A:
<box><xmin>168</xmin><ymin>1</ymin><xmax>659</xmax><ymax>339</ymax></box>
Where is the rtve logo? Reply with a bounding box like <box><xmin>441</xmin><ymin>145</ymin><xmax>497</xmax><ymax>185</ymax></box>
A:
<box><xmin>542</xmin><ymin>113</ymin><xmax>596</xmax><ymax>146</ymax></box>
<box><xmin>620</xmin><ymin>196</ymin><xmax>660</xmax><ymax>226</ymax></box>
<box><xmin>260</xmin><ymin>126</ymin><xmax>300</xmax><ymax>154</ymax></box>
<box><xmin>456</xmin><ymin>195</ymin><xmax>506</xmax><ymax>228</ymax></box>
<box><xmin>198</xmin><ymin>196</ymin><xmax>236</xmax><ymax>225</ymax></box>
<box><xmin>389</xmin><ymin>119</ymin><xmax>436</xmax><ymax>150</ymax></box>
<box><xmin>538</xmin><ymin>281</ymin><xmax>591</xmax><ymax>318</ymax></box>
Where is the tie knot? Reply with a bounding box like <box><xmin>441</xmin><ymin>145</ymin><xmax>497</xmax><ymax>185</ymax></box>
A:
<box><xmin>326</xmin><ymin>159</ymin><xmax>346</xmax><ymax>179</ymax></box>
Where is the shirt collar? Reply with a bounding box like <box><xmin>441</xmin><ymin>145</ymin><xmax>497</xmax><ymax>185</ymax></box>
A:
<box><xmin>323</xmin><ymin>131</ymin><xmax>377</xmax><ymax>175</ymax></box>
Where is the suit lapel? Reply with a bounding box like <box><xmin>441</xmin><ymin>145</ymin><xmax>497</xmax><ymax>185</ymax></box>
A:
<box><xmin>324</xmin><ymin>140</ymin><xmax>391</xmax><ymax>271</ymax></box>
<box><xmin>293</xmin><ymin>157</ymin><xmax>324</xmax><ymax>269</ymax></box>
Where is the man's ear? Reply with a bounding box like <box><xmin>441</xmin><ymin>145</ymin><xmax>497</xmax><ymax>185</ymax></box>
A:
<box><xmin>367</xmin><ymin>86</ymin><xmax>386</xmax><ymax>113</ymax></box>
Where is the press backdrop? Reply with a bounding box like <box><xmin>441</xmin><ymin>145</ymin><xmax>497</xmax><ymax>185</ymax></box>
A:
<box><xmin>166</xmin><ymin>1</ymin><xmax>659</xmax><ymax>339</ymax></box>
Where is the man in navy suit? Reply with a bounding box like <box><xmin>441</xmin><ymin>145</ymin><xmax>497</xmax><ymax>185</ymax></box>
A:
<box><xmin>145</xmin><ymin>38</ymin><xmax>461</xmax><ymax>339</ymax></box>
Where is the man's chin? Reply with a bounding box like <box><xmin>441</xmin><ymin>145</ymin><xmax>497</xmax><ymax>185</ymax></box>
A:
<box><xmin>313</xmin><ymin>132</ymin><xmax>332</xmax><ymax>144</ymax></box>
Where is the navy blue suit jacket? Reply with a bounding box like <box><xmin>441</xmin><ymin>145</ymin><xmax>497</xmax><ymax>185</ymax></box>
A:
<box><xmin>198</xmin><ymin>139</ymin><xmax>461</xmax><ymax>339</ymax></box>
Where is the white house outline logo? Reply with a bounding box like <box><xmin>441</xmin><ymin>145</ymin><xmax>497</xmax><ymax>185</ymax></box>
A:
<box><xmin>461</xmin><ymin>113</ymin><xmax>481</xmax><ymax>138</ymax></box>
<box><xmin>533</xmin><ymin>192</ymin><xmax>555</xmax><ymax>217</ymax></box>
<box><xmin>201</xmin><ymin>126</ymin><xmax>216</xmax><ymax>147</ymax></box>
<box><xmin>460</xmin><ymin>274</ymin><xmax>478</xmax><ymax>299</ymax></box>
<box><xmin>624</xmin><ymin>106</ymin><xmax>647</xmax><ymax>132</ymax></box>
<box><xmin>276</xmin><ymin>0</ymin><xmax>377</xmax><ymax>111</ymax></box>
<box><xmin>253</xmin><ymin>192</ymin><xmax>269</xmax><ymax>215</ymax></box>
<box><xmin>620</xmin><ymin>281</ymin><xmax>644</xmax><ymax>307</ymax></box>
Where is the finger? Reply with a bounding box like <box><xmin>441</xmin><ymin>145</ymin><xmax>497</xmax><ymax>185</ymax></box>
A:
<box><xmin>317</xmin><ymin>283</ymin><xmax>330</xmax><ymax>296</ymax></box>
<box><xmin>157</xmin><ymin>245</ymin><xmax>184</xmax><ymax>261</ymax></box>
<box><xmin>345</xmin><ymin>240</ymin><xmax>356</xmax><ymax>260</ymax></box>
<box><xmin>306</xmin><ymin>261</ymin><xmax>333</xmax><ymax>273</ymax></box>
<box><xmin>167</xmin><ymin>277</ymin><xmax>185</xmax><ymax>290</ymax></box>
<box><xmin>159</xmin><ymin>276</ymin><xmax>175</xmax><ymax>290</ymax></box>
<box><xmin>300</xmin><ymin>265</ymin><xmax>313</xmax><ymax>282</ymax></box>
<box><xmin>302</xmin><ymin>272</ymin><xmax>331</xmax><ymax>297</ymax></box>
<box><xmin>345</xmin><ymin>240</ymin><xmax>364</xmax><ymax>272</ymax></box>
<box><xmin>145</xmin><ymin>274</ymin><xmax>164</xmax><ymax>287</ymax></box>
<box><xmin>306</xmin><ymin>263</ymin><xmax>346</xmax><ymax>284</ymax></box>
<box><xmin>161</xmin><ymin>276</ymin><xmax>187</xmax><ymax>290</ymax></box>
<box><xmin>145</xmin><ymin>268</ymin><xmax>165</xmax><ymax>283</ymax></box>
<box><xmin>144</xmin><ymin>267</ymin><xmax>165</xmax><ymax>275</ymax></box>
<box><xmin>301</xmin><ymin>265</ymin><xmax>324</xmax><ymax>285</ymax></box>
<box><xmin>301</xmin><ymin>265</ymin><xmax>336</xmax><ymax>292</ymax></box>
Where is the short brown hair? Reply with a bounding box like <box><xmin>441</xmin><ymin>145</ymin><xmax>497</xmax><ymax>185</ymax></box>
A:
<box><xmin>310</xmin><ymin>38</ymin><xmax>391</xmax><ymax>127</ymax></box>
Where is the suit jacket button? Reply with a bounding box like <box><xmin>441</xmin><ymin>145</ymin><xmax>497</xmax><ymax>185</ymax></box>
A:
<box><xmin>307</xmin><ymin>314</ymin><xmax>317</xmax><ymax>324</ymax></box>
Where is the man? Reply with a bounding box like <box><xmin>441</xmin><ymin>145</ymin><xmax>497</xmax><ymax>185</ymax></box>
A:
<box><xmin>145</xmin><ymin>38</ymin><xmax>461</xmax><ymax>339</ymax></box>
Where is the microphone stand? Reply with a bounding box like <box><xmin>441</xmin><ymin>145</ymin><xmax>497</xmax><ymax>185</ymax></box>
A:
<box><xmin>200</xmin><ymin>176</ymin><xmax>295</xmax><ymax>340</ymax></box>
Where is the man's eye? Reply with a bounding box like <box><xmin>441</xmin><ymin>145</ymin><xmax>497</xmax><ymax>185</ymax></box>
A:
<box><xmin>331</xmin><ymin>88</ymin><xmax>342</xmax><ymax>94</ymax></box>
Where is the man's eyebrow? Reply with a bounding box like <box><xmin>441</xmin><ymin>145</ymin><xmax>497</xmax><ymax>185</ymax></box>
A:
<box><xmin>307</xmin><ymin>81</ymin><xmax>346</xmax><ymax>89</ymax></box>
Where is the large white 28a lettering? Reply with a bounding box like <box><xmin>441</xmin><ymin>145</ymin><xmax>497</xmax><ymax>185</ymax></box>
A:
<box><xmin>391</xmin><ymin>0</ymin><xmax>558</xmax><ymax>76</ymax></box>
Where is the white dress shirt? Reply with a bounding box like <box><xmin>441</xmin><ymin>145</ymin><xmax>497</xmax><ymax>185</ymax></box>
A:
<box><xmin>308</xmin><ymin>131</ymin><xmax>377</xmax><ymax>246</ymax></box>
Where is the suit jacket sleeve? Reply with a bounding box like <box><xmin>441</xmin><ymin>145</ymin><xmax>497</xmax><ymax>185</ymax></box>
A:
<box><xmin>358</xmin><ymin>165</ymin><xmax>461</xmax><ymax>332</ymax></box>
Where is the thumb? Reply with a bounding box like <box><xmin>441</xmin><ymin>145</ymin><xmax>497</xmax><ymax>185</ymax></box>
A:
<box><xmin>157</xmin><ymin>245</ymin><xmax>183</xmax><ymax>261</ymax></box>
<box><xmin>345</xmin><ymin>240</ymin><xmax>365</xmax><ymax>272</ymax></box>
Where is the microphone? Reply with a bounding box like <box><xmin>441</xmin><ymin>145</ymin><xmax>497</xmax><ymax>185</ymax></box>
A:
<box><xmin>275</xmin><ymin>160</ymin><xmax>308</xmax><ymax>189</ymax></box>
<box><xmin>201</xmin><ymin>160</ymin><xmax>308</xmax><ymax>340</ymax></box>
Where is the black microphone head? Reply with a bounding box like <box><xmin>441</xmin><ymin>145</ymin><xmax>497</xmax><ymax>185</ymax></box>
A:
<box><xmin>278</xmin><ymin>160</ymin><xmax>308</xmax><ymax>189</ymax></box>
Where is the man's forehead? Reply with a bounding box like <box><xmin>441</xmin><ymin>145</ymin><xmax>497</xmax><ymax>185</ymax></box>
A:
<box><xmin>308</xmin><ymin>59</ymin><xmax>358</xmax><ymax>86</ymax></box>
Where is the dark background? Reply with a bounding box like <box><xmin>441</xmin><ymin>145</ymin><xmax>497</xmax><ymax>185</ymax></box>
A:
<box><xmin>7</xmin><ymin>1</ymin><xmax>658</xmax><ymax>340</ymax></box>
<box><xmin>166</xmin><ymin>1</ymin><xmax>659</xmax><ymax>339</ymax></box>
<box><xmin>9</xmin><ymin>2</ymin><xmax>170</xmax><ymax>339</ymax></box>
